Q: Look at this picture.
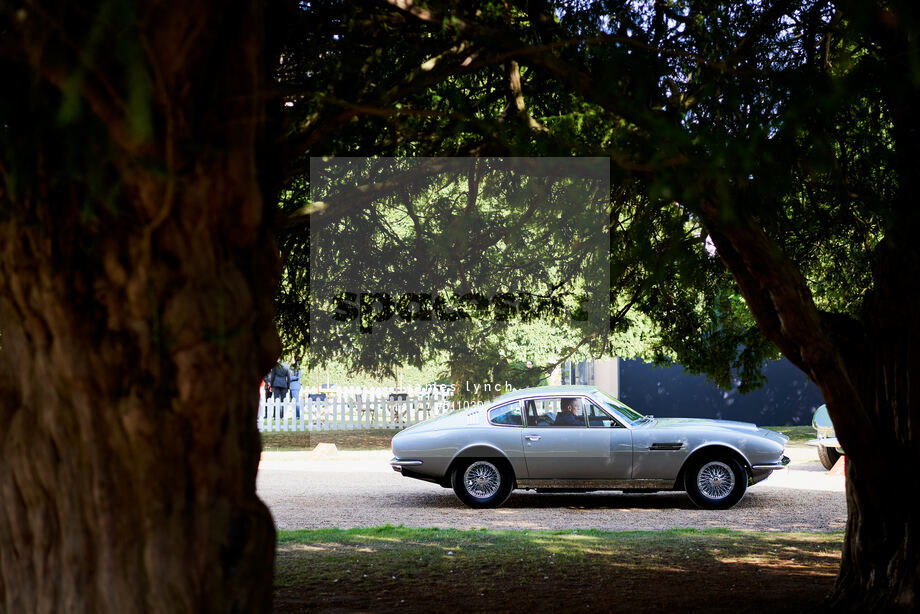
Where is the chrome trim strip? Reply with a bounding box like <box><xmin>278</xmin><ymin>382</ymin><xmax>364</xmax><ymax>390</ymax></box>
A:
<box><xmin>752</xmin><ymin>456</ymin><xmax>790</xmax><ymax>470</ymax></box>
<box><xmin>390</xmin><ymin>459</ymin><xmax>423</xmax><ymax>471</ymax></box>
<box><xmin>806</xmin><ymin>436</ymin><xmax>840</xmax><ymax>448</ymax></box>
<box><xmin>517</xmin><ymin>478</ymin><xmax>673</xmax><ymax>490</ymax></box>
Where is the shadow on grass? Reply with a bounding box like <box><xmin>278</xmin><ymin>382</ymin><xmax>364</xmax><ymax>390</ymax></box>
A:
<box><xmin>274</xmin><ymin>527</ymin><xmax>842</xmax><ymax>613</ymax></box>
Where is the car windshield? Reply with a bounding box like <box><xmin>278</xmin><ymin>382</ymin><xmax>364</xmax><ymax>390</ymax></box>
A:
<box><xmin>595</xmin><ymin>390</ymin><xmax>646</xmax><ymax>423</ymax></box>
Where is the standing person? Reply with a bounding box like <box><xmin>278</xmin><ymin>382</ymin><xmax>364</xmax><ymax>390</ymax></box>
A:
<box><xmin>289</xmin><ymin>358</ymin><xmax>302</xmax><ymax>419</ymax></box>
<box><xmin>269</xmin><ymin>360</ymin><xmax>290</xmax><ymax>418</ymax></box>
<box><xmin>262</xmin><ymin>372</ymin><xmax>272</xmax><ymax>419</ymax></box>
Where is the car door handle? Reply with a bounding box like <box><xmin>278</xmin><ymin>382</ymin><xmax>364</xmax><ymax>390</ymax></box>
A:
<box><xmin>524</xmin><ymin>435</ymin><xmax>542</xmax><ymax>441</ymax></box>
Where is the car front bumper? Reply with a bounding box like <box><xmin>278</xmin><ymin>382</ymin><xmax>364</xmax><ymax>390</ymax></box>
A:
<box><xmin>807</xmin><ymin>436</ymin><xmax>841</xmax><ymax>448</ymax></box>
<box><xmin>751</xmin><ymin>455</ymin><xmax>791</xmax><ymax>471</ymax></box>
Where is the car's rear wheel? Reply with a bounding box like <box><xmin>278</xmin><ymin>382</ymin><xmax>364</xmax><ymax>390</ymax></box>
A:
<box><xmin>451</xmin><ymin>459</ymin><xmax>514</xmax><ymax>508</ymax></box>
<box><xmin>817</xmin><ymin>445</ymin><xmax>842</xmax><ymax>470</ymax></box>
<box><xmin>684</xmin><ymin>455</ymin><xmax>747</xmax><ymax>509</ymax></box>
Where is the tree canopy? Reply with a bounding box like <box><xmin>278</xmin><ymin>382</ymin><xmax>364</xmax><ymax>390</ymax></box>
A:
<box><xmin>273</xmin><ymin>1</ymin><xmax>876</xmax><ymax>392</ymax></box>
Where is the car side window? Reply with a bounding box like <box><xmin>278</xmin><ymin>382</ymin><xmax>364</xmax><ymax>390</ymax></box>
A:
<box><xmin>525</xmin><ymin>398</ymin><xmax>562</xmax><ymax>427</ymax></box>
<box><xmin>586</xmin><ymin>402</ymin><xmax>623</xmax><ymax>428</ymax></box>
<box><xmin>489</xmin><ymin>401</ymin><xmax>523</xmax><ymax>426</ymax></box>
<box><xmin>525</xmin><ymin>398</ymin><xmax>588</xmax><ymax>427</ymax></box>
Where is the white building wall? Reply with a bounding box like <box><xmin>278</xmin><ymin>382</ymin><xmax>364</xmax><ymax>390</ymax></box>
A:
<box><xmin>592</xmin><ymin>358</ymin><xmax>620</xmax><ymax>398</ymax></box>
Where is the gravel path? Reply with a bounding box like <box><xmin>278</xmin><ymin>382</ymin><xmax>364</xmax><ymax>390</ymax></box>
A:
<box><xmin>256</xmin><ymin>447</ymin><xmax>846</xmax><ymax>533</ymax></box>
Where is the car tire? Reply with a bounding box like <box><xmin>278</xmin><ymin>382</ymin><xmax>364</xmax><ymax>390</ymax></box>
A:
<box><xmin>817</xmin><ymin>445</ymin><xmax>842</xmax><ymax>470</ymax></box>
<box><xmin>451</xmin><ymin>458</ymin><xmax>514</xmax><ymax>509</ymax></box>
<box><xmin>684</xmin><ymin>455</ymin><xmax>747</xmax><ymax>510</ymax></box>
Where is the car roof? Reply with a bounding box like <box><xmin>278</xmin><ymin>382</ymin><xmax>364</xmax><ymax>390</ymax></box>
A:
<box><xmin>492</xmin><ymin>385</ymin><xmax>601</xmax><ymax>403</ymax></box>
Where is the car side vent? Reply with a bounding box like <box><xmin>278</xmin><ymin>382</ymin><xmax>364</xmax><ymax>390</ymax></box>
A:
<box><xmin>649</xmin><ymin>442</ymin><xmax>684</xmax><ymax>451</ymax></box>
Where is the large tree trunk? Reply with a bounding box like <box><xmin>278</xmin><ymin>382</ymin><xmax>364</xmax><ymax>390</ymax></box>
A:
<box><xmin>829</xmin><ymin>459</ymin><xmax>920</xmax><ymax>612</ymax></box>
<box><xmin>702</xmin><ymin>209</ymin><xmax>920</xmax><ymax>612</ymax></box>
<box><xmin>823</xmin><ymin>234</ymin><xmax>920</xmax><ymax>612</ymax></box>
<box><xmin>0</xmin><ymin>2</ymin><xmax>279</xmax><ymax>611</ymax></box>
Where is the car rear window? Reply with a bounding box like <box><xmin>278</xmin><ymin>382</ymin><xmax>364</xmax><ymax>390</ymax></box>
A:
<box><xmin>488</xmin><ymin>401</ymin><xmax>523</xmax><ymax>426</ymax></box>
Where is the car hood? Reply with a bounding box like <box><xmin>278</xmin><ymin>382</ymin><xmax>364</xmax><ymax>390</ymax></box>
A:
<box><xmin>645</xmin><ymin>417</ymin><xmax>788</xmax><ymax>445</ymax></box>
<box><xmin>648</xmin><ymin>417</ymin><xmax>758</xmax><ymax>430</ymax></box>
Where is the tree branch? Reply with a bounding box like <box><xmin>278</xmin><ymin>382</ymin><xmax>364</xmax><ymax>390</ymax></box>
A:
<box><xmin>282</xmin><ymin>159</ymin><xmax>470</xmax><ymax>231</ymax></box>
<box><xmin>504</xmin><ymin>60</ymin><xmax>547</xmax><ymax>133</ymax></box>
<box><xmin>699</xmin><ymin>199</ymin><xmax>872</xmax><ymax>438</ymax></box>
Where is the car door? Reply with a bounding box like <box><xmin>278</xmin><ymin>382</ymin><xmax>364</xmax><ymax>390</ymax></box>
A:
<box><xmin>521</xmin><ymin>396</ymin><xmax>632</xmax><ymax>479</ymax></box>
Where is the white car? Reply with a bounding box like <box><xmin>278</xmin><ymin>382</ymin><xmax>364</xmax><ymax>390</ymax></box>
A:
<box><xmin>807</xmin><ymin>404</ymin><xmax>843</xmax><ymax>469</ymax></box>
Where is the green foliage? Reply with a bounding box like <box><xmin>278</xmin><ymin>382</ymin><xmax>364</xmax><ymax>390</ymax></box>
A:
<box><xmin>1</xmin><ymin>1</ymin><xmax>155</xmax><ymax>234</ymax></box>
<box><xmin>271</xmin><ymin>1</ymin><xmax>899</xmax><ymax>394</ymax></box>
<box><xmin>280</xmin><ymin>158</ymin><xmax>612</xmax><ymax>397</ymax></box>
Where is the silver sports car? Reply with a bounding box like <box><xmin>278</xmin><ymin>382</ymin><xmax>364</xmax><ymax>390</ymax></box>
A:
<box><xmin>390</xmin><ymin>385</ymin><xmax>789</xmax><ymax>509</ymax></box>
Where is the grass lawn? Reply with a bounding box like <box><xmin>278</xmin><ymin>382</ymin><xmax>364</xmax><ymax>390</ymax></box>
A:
<box><xmin>273</xmin><ymin>526</ymin><xmax>842</xmax><ymax>613</ymax></box>
<box><xmin>260</xmin><ymin>425</ymin><xmax>815</xmax><ymax>451</ymax></box>
<box><xmin>765</xmin><ymin>425</ymin><xmax>814</xmax><ymax>445</ymax></box>
<box><xmin>260</xmin><ymin>429</ymin><xmax>396</xmax><ymax>451</ymax></box>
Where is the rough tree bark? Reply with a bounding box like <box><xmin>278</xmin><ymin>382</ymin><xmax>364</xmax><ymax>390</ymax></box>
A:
<box><xmin>0</xmin><ymin>1</ymin><xmax>279</xmax><ymax>612</ymax></box>
<box><xmin>830</xmin><ymin>253</ymin><xmax>920</xmax><ymax>612</ymax></box>
<box><xmin>700</xmin><ymin>206</ymin><xmax>920</xmax><ymax>612</ymax></box>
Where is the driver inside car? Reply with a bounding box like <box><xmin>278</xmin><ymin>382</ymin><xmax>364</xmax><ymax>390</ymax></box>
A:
<box><xmin>554</xmin><ymin>398</ymin><xmax>583</xmax><ymax>426</ymax></box>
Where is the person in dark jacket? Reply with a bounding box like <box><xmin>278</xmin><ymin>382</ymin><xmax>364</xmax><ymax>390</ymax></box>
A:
<box><xmin>554</xmin><ymin>398</ymin><xmax>583</xmax><ymax>426</ymax></box>
<box><xmin>262</xmin><ymin>372</ymin><xmax>272</xmax><ymax>418</ymax></box>
<box><xmin>269</xmin><ymin>361</ymin><xmax>290</xmax><ymax>418</ymax></box>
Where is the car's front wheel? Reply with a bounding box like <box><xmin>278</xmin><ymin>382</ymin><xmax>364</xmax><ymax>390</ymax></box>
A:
<box><xmin>684</xmin><ymin>455</ymin><xmax>747</xmax><ymax>509</ymax></box>
<box><xmin>451</xmin><ymin>459</ymin><xmax>514</xmax><ymax>508</ymax></box>
<box><xmin>817</xmin><ymin>445</ymin><xmax>842</xmax><ymax>470</ymax></box>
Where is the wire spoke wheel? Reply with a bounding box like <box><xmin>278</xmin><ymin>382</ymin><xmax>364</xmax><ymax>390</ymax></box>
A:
<box><xmin>696</xmin><ymin>461</ymin><xmax>735</xmax><ymax>500</ymax></box>
<box><xmin>463</xmin><ymin>461</ymin><xmax>501</xmax><ymax>499</ymax></box>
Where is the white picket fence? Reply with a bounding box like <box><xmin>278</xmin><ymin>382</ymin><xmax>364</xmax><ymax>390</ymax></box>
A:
<box><xmin>257</xmin><ymin>385</ymin><xmax>476</xmax><ymax>432</ymax></box>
